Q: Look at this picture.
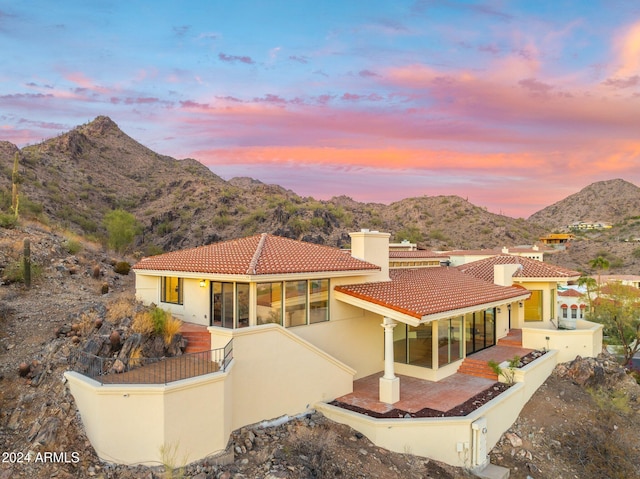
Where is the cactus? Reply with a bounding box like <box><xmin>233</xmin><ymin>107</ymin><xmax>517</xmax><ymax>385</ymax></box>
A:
<box><xmin>11</xmin><ymin>152</ymin><xmax>21</xmax><ymax>219</ymax></box>
<box><xmin>23</xmin><ymin>238</ymin><xmax>31</xmax><ymax>288</ymax></box>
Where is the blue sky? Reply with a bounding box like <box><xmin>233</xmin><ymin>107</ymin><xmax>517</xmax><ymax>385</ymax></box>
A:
<box><xmin>2</xmin><ymin>1</ymin><xmax>640</xmax><ymax>217</ymax></box>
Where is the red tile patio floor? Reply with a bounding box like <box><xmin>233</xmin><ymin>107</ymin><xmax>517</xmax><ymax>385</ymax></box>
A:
<box><xmin>334</xmin><ymin>343</ymin><xmax>533</xmax><ymax>415</ymax></box>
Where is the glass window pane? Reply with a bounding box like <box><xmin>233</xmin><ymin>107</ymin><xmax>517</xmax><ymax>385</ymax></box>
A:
<box><xmin>309</xmin><ymin>279</ymin><xmax>329</xmax><ymax>324</ymax></box>
<box><xmin>236</xmin><ymin>283</ymin><xmax>250</xmax><ymax>328</ymax></box>
<box><xmin>212</xmin><ymin>282</ymin><xmax>234</xmax><ymax>328</ymax></box>
<box><xmin>524</xmin><ymin>291</ymin><xmax>543</xmax><ymax>321</ymax></box>
<box><xmin>162</xmin><ymin>277</ymin><xmax>182</xmax><ymax>304</ymax></box>
<box><xmin>408</xmin><ymin>323</ymin><xmax>432</xmax><ymax>367</ymax></box>
<box><xmin>257</xmin><ymin>282</ymin><xmax>282</xmax><ymax>325</ymax></box>
<box><xmin>438</xmin><ymin>317</ymin><xmax>463</xmax><ymax>365</ymax></box>
<box><xmin>285</xmin><ymin>280</ymin><xmax>307</xmax><ymax>327</ymax></box>
<box><xmin>393</xmin><ymin>323</ymin><xmax>407</xmax><ymax>363</ymax></box>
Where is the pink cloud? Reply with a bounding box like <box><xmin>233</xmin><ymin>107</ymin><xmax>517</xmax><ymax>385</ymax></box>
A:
<box><xmin>218</xmin><ymin>52</ymin><xmax>255</xmax><ymax>64</ymax></box>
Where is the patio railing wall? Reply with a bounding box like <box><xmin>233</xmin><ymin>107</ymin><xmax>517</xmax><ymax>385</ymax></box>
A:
<box><xmin>68</xmin><ymin>339</ymin><xmax>233</xmax><ymax>385</ymax></box>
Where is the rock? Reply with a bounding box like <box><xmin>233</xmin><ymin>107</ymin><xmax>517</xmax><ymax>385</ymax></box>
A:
<box><xmin>18</xmin><ymin>362</ymin><xmax>31</xmax><ymax>377</ymax></box>
<box><xmin>505</xmin><ymin>432</ymin><xmax>523</xmax><ymax>448</ymax></box>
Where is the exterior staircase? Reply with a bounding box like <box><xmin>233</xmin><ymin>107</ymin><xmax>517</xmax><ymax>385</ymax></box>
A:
<box><xmin>457</xmin><ymin>358</ymin><xmax>498</xmax><ymax>381</ymax></box>
<box><xmin>180</xmin><ymin>323</ymin><xmax>211</xmax><ymax>354</ymax></box>
<box><xmin>497</xmin><ymin>329</ymin><xmax>523</xmax><ymax>347</ymax></box>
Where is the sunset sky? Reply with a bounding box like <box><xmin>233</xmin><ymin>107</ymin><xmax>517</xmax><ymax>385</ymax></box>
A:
<box><xmin>2</xmin><ymin>1</ymin><xmax>640</xmax><ymax>218</ymax></box>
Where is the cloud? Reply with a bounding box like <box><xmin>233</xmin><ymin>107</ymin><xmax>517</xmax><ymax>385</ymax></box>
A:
<box><xmin>289</xmin><ymin>55</ymin><xmax>308</xmax><ymax>64</ymax></box>
<box><xmin>613</xmin><ymin>20</ymin><xmax>640</xmax><ymax>77</ymax></box>
<box><xmin>218</xmin><ymin>52</ymin><xmax>255</xmax><ymax>64</ymax></box>
<box><xmin>173</xmin><ymin>25</ymin><xmax>190</xmax><ymax>37</ymax></box>
<box><xmin>602</xmin><ymin>75</ymin><xmax>640</xmax><ymax>89</ymax></box>
<box><xmin>358</xmin><ymin>69</ymin><xmax>378</xmax><ymax>78</ymax></box>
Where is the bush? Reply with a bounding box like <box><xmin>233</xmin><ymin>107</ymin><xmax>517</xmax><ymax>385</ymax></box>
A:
<box><xmin>64</xmin><ymin>239</ymin><xmax>82</xmax><ymax>254</ymax></box>
<box><xmin>0</xmin><ymin>213</ymin><xmax>18</xmax><ymax>228</ymax></box>
<box><xmin>150</xmin><ymin>307</ymin><xmax>167</xmax><ymax>335</ymax></box>
<box><xmin>132</xmin><ymin>311</ymin><xmax>155</xmax><ymax>335</ymax></box>
<box><xmin>163</xmin><ymin>314</ymin><xmax>183</xmax><ymax>346</ymax></box>
<box><xmin>114</xmin><ymin>261</ymin><xmax>131</xmax><ymax>275</ymax></box>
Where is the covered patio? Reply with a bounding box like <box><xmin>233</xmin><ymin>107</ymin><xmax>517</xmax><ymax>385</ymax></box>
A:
<box><xmin>333</xmin><ymin>340</ymin><xmax>533</xmax><ymax>417</ymax></box>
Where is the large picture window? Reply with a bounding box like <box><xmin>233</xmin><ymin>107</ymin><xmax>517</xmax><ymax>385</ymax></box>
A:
<box><xmin>161</xmin><ymin>277</ymin><xmax>183</xmax><ymax>305</ymax></box>
<box><xmin>524</xmin><ymin>290</ymin><xmax>543</xmax><ymax>321</ymax></box>
<box><xmin>285</xmin><ymin>280</ymin><xmax>308</xmax><ymax>327</ymax></box>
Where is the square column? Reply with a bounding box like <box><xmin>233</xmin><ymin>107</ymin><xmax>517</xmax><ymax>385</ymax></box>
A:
<box><xmin>379</xmin><ymin>317</ymin><xmax>400</xmax><ymax>404</ymax></box>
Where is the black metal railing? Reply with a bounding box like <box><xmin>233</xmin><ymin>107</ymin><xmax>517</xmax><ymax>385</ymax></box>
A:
<box><xmin>69</xmin><ymin>340</ymin><xmax>233</xmax><ymax>385</ymax></box>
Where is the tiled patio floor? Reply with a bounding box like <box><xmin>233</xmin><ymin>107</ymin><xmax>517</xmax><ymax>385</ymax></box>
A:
<box><xmin>335</xmin><ymin>343</ymin><xmax>533</xmax><ymax>414</ymax></box>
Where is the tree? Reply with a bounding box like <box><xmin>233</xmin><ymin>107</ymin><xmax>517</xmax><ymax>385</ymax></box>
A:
<box><xmin>589</xmin><ymin>256</ymin><xmax>610</xmax><ymax>292</ymax></box>
<box><xmin>103</xmin><ymin>209</ymin><xmax>140</xmax><ymax>253</ymax></box>
<box><xmin>588</xmin><ymin>281</ymin><xmax>640</xmax><ymax>365</ymax></box>
<box><xmin>578</xmin><ymin>276</ymin><xmax>597</xmax><ymax>313</ymax></box>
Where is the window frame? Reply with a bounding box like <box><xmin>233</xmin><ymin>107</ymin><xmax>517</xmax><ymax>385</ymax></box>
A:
<box><xmin>161</xmin><ymin>276</ymin><xmax>183</xmax><ymax>305</ymax></box>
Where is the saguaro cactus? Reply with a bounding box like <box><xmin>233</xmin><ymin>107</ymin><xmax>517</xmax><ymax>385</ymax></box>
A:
<box><xmin>23</xmin><ymin>238</ymin><xmax>31</xmax><ymax>288</ymax></box>
<box><xmin>11</xmin><ymin>152</ymin><xmax>21</xmax><ymax>219</ymax></box>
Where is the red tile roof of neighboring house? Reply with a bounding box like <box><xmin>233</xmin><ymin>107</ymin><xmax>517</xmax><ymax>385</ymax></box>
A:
<box><xmin>335</xmin><ymin>267</ymin><xmax>529</xmax><ymax>319</ymax></box>
<box><xmin>558</xmin><ymin>288</ymin><xmax>582</xmax><ymax>297</ymax></box>
<box><xmin>457</xmin><ymin>255</ymin><xmax>580</xmax><ymax>282</ymax></box>
<box><xmin>389</xmin><ymin>251</ymin><xmax>448</xmax><ymax>259</ymax></box>
<box><xmin>133</xmin><ymin>233</ymin><xmax>380</xmax><ymax>275</ymax></box>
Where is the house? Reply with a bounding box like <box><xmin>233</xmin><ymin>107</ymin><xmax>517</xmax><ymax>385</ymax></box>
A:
<box><xmin>539</xmin><ymin>233</ymin><xmax>574</xmax><ymax>250</ymax></box>
<box><xmin>557</xmin><ymin>287</ymin><xmax>588</xmax><ymax>329</ymax></box>
<box><xmin>65</xmin><ymin>230</ymin><xmax>602</xmax><ymax>469</ymax></box>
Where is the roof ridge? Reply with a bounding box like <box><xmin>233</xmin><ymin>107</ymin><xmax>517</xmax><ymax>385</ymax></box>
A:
<box><xmin>247</xmin><ymin>233</ymin><xmax>268</xmax><ymax>275</ymax></box>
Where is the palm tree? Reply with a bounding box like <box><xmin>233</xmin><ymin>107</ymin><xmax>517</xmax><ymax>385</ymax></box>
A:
<box><xmin>589</xmin><ymin>256</ymin><xmax>610</xmax><ymax>291</ymax></box>
<box><xmin>577</xmin><ymin>276</ymin><xmax>597</xmax><ymax>313</ymax></box>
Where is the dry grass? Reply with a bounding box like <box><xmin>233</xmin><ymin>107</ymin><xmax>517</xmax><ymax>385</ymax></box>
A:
<box><xmin>164</xmin><ymin>314</ymin><xmax>183</xmax><ymax>346</ymax></box>
<box><xmin>132</xmin><ymin>311</ymin><xmax>155</xmax><ymax>335</ymax></box>
<box><xmin>106</xmin><ymin>293</ymin><xmax>137</xmax><ymax>323</ymax></box>
<box><xmin>129</xmin><ymin>346</ymin><xmax>143</xmax><ymax>368</ymax></box>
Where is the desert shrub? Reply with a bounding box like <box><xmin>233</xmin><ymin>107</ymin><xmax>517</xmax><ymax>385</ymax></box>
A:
<box><xmin>64</xmin><ymin>239</ymin><xmax>82</xmax><ymax>254</ymax></box>
<box><xmin>114</xmin><ymin>261</ymin><xmax>131</xmax><ymax>275</ymax></box>
<box><xmin>101</xmin><ymin>283</ymin><xmax>109</xmax><ymax>294</ymax></box>
<box><xmin>163</xmin><ymin>314</ymin><xmax>183</xmax><ymax>346</ymax></box>
<box><xmin>106</xmin><ymin>294</ymin><xmax>136</xmax><ymax>323</ymax></box>
<box><xmin>150</xmin><ymin>306</ymin><xmax>167</xmax><ymax>335</ymax></box>
<box><xmin>129</xmin><ymin>347</ymin><xmax>143</xmax><ymax>368</ymax></box>
<box><xmin>289</xmin><ymin>426</ymin><xmax>338</xmax><ymax>479</ymax></box>
<box><xmin>0</xmin><ymin>213</ymin><xmax>18</xmax><ymax>228</ymax></box>
<box><xmin>132</xmin><ymin>311</ymin><xmax>155</xmax><ymax>335</ymax></box>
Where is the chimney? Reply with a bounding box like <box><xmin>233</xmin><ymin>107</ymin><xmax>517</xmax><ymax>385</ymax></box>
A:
<box><xmin>493</xmin><ymin>264</ymin><xmax>521</xmax><ymax>286</ymax></box>
<box><xmin>349</xmin><ymin>229</ymin><xmax>390</xmax><ymax>281</ymax></box>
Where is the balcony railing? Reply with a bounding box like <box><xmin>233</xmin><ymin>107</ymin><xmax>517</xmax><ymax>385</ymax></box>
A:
<box><xmin>69</xmin><ymin>340</ymin><xmax>233</xmax><ymax>385</ymax></box>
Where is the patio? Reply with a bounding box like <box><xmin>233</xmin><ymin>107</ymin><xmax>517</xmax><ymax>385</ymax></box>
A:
<box><xmin>333</xmin><ymin>341</ymin><xmax>533</xmax><ymax>416</ymax></box>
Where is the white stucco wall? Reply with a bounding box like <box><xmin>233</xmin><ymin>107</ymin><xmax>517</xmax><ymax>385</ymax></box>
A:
<box><xmin>64</xmin><ymin>368</ymin><xmax>233</xmax><ymax>466</ymax></box>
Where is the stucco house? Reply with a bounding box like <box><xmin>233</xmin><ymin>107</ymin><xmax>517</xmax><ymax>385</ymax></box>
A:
<box><xmin>65</xmin><ymin>230</ymin><xmax>603</xmax><ymax>470</ymax></box>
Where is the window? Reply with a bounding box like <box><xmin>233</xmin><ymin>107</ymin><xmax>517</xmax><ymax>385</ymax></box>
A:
<box><xmin>212</xmin><ymin>282</ymin><xmax>234</xmax><ymax>328</ymax></box>
<box><xmin>236</xmin><ymin>283</ymin><xmax>250</xmax><ymax>328</ymax></box>
<box><xmin>309</xmin><ymin>279</ymin><xmax>329</xmax><ymax>323</ymax></box>
<box><xmin>161</xmin><ymin>277</ymin><xmax>183</xmax><ymax>305</ymax></box>
<box><xmin>285</xmin><ymin>280</ymin><xmax>307</xmax><ymax>327</ymax></box>
<box><xmin>524</xmin><ymin>290</ymin><xmax>543</xmax><ymax>321</ymax></box>
<box><xmin>257</xmin><ymin>282</ymin><xmax>283</xmax><ymax>325</ymax></box>
<box><xmin>571</xmin><ymin>305</ymin><xmax>577</xmax><ymax>319</ymax></box>
<box><xmin>561</xmin><ymin>305</ymin><xmax>568</xmax><ymax>319</ymax></box>
<box><xmin>438</xmin><ymin>316</ymin><xmax>463</xmax><ymax>366</ymax></box>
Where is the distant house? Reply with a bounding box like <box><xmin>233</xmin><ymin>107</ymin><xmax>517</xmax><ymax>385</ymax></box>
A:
<box><xmin>65</xmin><ymin>230</ymin><xmax>602</xmax><ymax>470</ymax></box>
<box><xmin>539</xmin><ymin>233</ymin><xmax>575</xmax><ymax>250</ymax></box>
<box><xmin>569</xmin><ymin>221</ymin><xmax>613</xmax><ymax>230</ymax></box>
<box><xmin>557</xmin><ymin>287</ymin><xmax>588</xmax><ymax>329</ymax></box>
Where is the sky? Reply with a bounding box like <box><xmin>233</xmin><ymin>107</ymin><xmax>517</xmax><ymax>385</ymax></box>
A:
<box><xmin>1</xmin><ymin>1</ymin><xmax>640</xmax><ymax>218</ymax></box>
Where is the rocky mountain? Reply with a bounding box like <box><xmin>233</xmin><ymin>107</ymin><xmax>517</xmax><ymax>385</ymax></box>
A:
<box><xmin>0</xmin><ymin>116</ymin><xmax>546</xmax><ymax>253</ymax></box>
<box><xmin>528</xmin><ymin>179</ymin><xmax>640</xmax><ymax>234</ymax></box>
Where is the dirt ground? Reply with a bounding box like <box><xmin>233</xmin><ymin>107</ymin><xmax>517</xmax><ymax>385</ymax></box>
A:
<box><xmin>2</xmin><ymin>223</ymin><xmax>640</xmax><ymax>479</ymax></box>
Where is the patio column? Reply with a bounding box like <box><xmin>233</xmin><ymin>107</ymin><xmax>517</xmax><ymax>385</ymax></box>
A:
<box><xmin>379</xmin><ymin>317</ymin><xmax>400</xmax><ymax>404</ymax></box>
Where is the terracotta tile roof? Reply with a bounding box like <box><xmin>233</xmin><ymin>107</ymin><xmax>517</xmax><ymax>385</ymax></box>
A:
<box><xmin>457</xmin><ymin>255</ymin><xmax>580</xmax><ymax>282</ymax></box>
<box><xmin>558</xmin><ymin>288</ymin><xmax>582</xmax><ymax>297</ymax></box>
<box><xmin>133</xmin><ymin>233</ymin><xmax>380</xmax><ymax>275</ymax></box>
<box><xmin>389</xmin><ymin>251</ymin><xmax>448</xmax><ymax>259</ymax></box>
<box><xmin>335</xmin><ymin>267</ymin><xmax>529</xmax><ymax>319</ymax></box>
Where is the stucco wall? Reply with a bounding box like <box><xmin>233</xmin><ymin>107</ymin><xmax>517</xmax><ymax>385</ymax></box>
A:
<box><xmin>522</xmin><ymin>320</ymin><xmax>603</xmax><ymax>363</ymax></box>
<box><xmin>222</xmin><ymin>324</ymin><xmax>355</xmax><ymax>430</ymax></box>
<box><xmin>64</xmin><ymin>369</ymin><xmax>233</xmax><ymax>466</ymax></box>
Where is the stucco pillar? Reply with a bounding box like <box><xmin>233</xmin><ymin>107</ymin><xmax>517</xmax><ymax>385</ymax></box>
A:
<box><xmin>379</xmin><ymin>317</ymin><xmax>400</xmax><ymax>404</ymax></box>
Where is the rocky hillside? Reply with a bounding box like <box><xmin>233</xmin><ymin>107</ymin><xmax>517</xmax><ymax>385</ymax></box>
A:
<box><xmin>1</xmin><ymin>223</ymin><xmax>640</xmax><ymax>479</ymax></box>
<box><xmin>0</xmin><ymin>116</ymin><xmax>545</xmax><ymax>254</ymax></box>
<box><xmin>528</xmin><ymin>179</ymin><xmax>640</xmax><ymax>235</ymax></box>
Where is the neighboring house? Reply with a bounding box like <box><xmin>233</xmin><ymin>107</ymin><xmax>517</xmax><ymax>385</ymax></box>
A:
<box><xmin>65</xmin><ymin>230</ymin><xmax>602</xmax><ymax>469</ymax></box>
<box><xmin>569</xmin><ymin>221</ymin><xmax>613</xmax><ymax>230</ymax></box>
<box><xmin>593</xmin><ymin>275</ymin><xmax>640</xmax><ymax>289</ymax></box>
<box><xmin>557</xmin><ymin>287</ymin><xmax>588</xmax><ymax>329</ymax></box>
<box><xmin>440</xmin><ymin>244</ymin><xmax>553</xmax><ymax>267</ymax></box>
<box><xmin>388</xmin><ymin>250</ymin><xmax>448</xmax><ymax>269</ymax></box>
<box><xmin>539</xmin><ymin>233</ymin><xmax>574</xmax><ymax>250</ymax></box>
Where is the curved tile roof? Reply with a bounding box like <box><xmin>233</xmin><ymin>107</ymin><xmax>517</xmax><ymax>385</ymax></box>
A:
<box><xmin>457</xmin><ymin>255</ymin><xmax>580</xmax><ymax>282</ymax></box>
<box><xmin>133</xmin><ymin>233</ymin><xmax>380</xmax><ymax>275</ymax></box>
<box><xmin>335</xmin><ymin>267</ymin><xmax>529</xmax><ymax>319</ymax></box>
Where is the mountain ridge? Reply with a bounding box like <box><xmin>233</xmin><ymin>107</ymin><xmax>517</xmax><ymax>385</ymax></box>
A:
<box><xmin>1</xmin><ymin>116</ymin><xmax>639</xmax><ymax>275</ymax></box>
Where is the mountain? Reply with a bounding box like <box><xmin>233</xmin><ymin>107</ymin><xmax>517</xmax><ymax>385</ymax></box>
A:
<box><xmin>0</xmin><ymin>116</ymin><xmax>546</xmax><ymax>253</ymax></box>
<box><xmin>528</xmin><ymin>179</ymin><xmax>640</xmax><ymax>232</ymax></box>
